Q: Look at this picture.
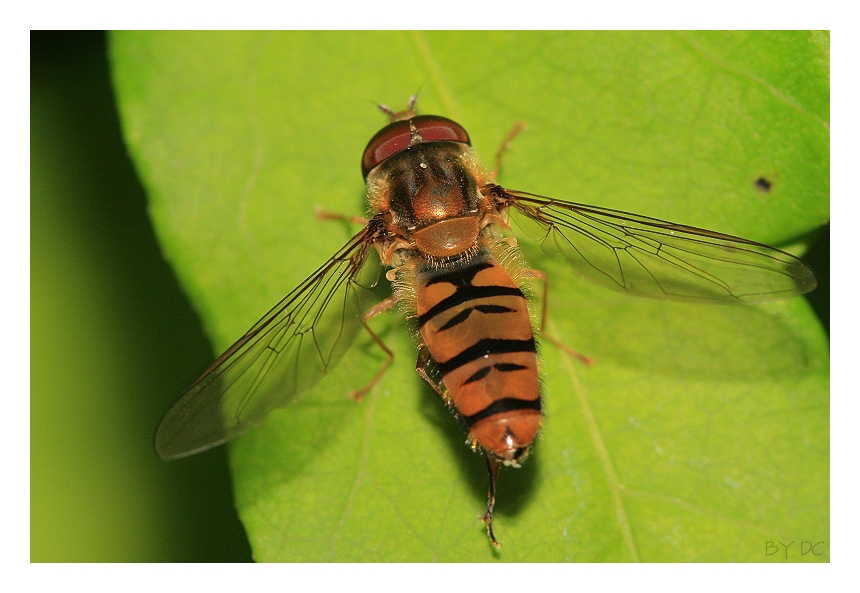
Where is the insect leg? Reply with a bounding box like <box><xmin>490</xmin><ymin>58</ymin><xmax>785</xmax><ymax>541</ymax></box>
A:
<box><xmin>350</xmin><ymin>296</ymin><xmax>397</xmax><ymax>401</ymax></box>
<box><xmin>489</xmin><ymin>121</ymin><xmax>526</xmax><ymax>182</ymax></box>
<box><xmin>316</xmin><ymin>208</ymin><xmax>370</xmax><ymax>226</ymax></box>
<box><xmin>481</xmin><ymin>455</ymin><xmax>502</xmax><ymax>549</ymax></box>
<box><xmin>415</xmin><ymin>344</ymin><xmax>448</xmax><ymax>400</ymax></box>
<box><xmin>527</xmin><ymin>269</ymin><xmax>594</xmax><ymax>366</ymax></box>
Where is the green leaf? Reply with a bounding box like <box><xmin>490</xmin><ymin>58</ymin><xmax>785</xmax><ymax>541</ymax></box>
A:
<box><xmin>110</xmin><ymin>31</ymin><xmax>829</xmax><ymax>561</ymax></box>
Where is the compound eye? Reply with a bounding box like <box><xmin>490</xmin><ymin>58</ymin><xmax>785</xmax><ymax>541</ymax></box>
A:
<box><xmin>411</xmin><ymin>115</ymin><xmax>470</xmax><ymax>145</ymax></box>
<box><xmin>361</xmin><ymin>115</ymin><xmax>471</xmax><ymax>178</ymax></box>
<box><xmin>361</xmin><ymin>119</ymin><xmax>412</xmax><ymax>178</ymax></box>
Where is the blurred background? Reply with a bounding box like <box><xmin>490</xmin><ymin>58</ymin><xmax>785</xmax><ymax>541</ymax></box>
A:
<box><xmin>30</xmin><ymin>30</ymin><xmax>828</xmax><ymax>562</ymax></box>
<box><xmin>31</xmin><ymin>31</ymin><xmax>252</xmax><ymax>561</ymax></box>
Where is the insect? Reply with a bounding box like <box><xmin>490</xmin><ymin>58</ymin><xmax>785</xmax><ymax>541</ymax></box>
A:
<box><xmin>156</xmin><ymin>98</ymin><xmax>817</xmax><ymax>548</ymax></box>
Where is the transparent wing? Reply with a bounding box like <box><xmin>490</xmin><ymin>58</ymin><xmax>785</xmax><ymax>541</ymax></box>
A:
<box><xmin>155</xmin><ymin>226</ymin><xmax>383</xmax><ymax>459</ymax></box>
<box><xmin>491</xmin><ymin>186</ymin><xmax>817</xmax><ymax>303</ymax></box>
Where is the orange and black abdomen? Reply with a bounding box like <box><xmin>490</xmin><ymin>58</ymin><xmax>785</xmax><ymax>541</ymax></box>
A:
<box><xmin>416</xmin><ymin>254</ymin><xmax>541</xmax><ymax>464</ymax></box>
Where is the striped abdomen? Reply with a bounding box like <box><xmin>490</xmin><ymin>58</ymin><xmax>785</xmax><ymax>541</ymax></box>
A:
<box><xmin>416</xmin><ymin>254</ymin><xmax>541</xmax><ymax>465</ymax></box>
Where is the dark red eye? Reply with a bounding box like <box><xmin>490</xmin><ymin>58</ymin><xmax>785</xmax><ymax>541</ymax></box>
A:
<box><xmin>361</xmin><ymin>115</ymin><xmax>471</xmax><ymax>178</ymax></box>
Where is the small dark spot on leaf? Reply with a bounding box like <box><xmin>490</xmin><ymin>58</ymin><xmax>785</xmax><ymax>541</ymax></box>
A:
<box><xmin>755</xmin><ymin>177</ymin><xmax>773</xmax><ymax>192</ymax></box>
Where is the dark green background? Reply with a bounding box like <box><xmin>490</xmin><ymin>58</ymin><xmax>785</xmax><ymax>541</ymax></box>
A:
<box><xmin>32</xmin><ymin>31</ymin><xmax>252</xmax><ymax>562</ymax></box>
<box><xmin>31</xmin><ymin>31</ymin><xmax>828</xmax><ymax>562</ymax></box>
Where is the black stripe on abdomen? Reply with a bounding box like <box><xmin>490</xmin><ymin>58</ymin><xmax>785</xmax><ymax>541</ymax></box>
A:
<box><xmin>436</xmin><ymin>337</ymin><xmax>536</xmax><ymax>377</ymax></box>
<box><xmin>438</xmin><ymin>304</ymin><xmax>517</xmax><ymax>331</ymax></box>
<box><xmin>418</xmin><ymin>285</ymin><xmax>523</xmax><ymax>329</ymax></box>
<box><xmin>462</xmin><ymin>397</ymin><xmax>542</xmax><ymax>428</ymax></box>
<box><xmin>463</xmin><ymin>362</ymin><xmax>528</xmax><ymax>385</ymax></box>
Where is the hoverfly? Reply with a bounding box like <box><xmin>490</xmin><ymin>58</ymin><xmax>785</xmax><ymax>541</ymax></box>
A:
<box><xmin>156</xmin><ymin>98</ymin><xmax>817</xmax><ymax>548</ymax></box>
